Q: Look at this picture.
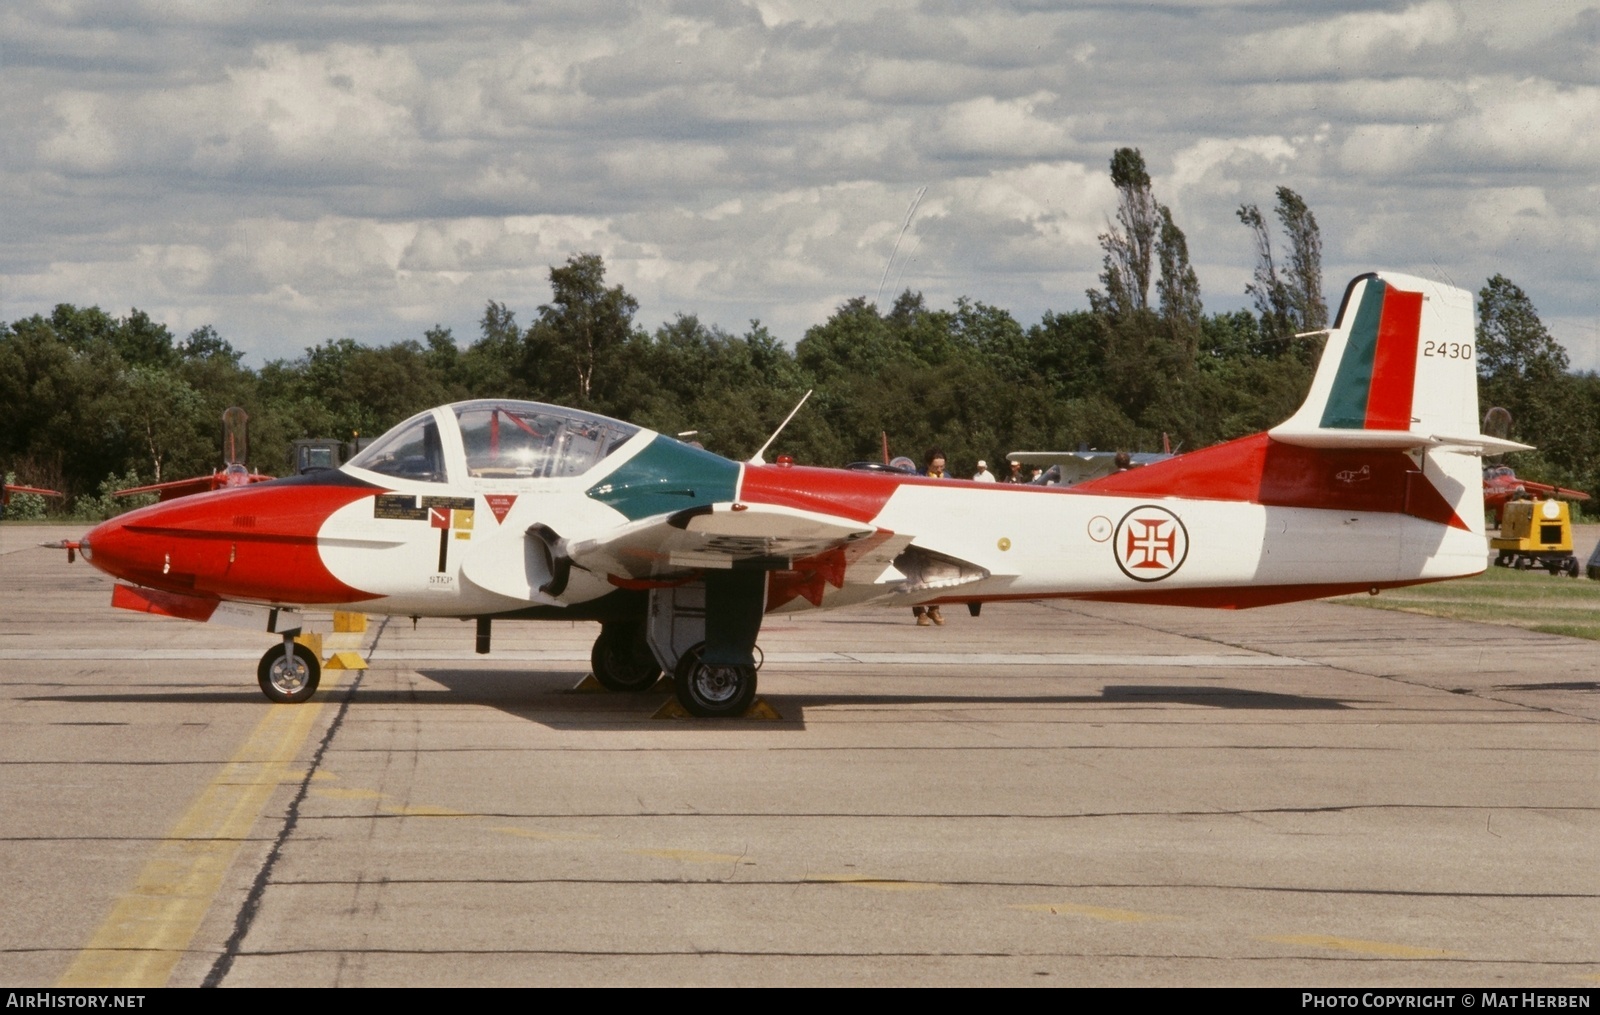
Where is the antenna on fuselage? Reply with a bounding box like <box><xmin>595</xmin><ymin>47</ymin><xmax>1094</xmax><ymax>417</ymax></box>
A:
<box><xmin>748</xmin><ymin>389</ymin><xmax>813</xmax><ymax>465</ymax></box>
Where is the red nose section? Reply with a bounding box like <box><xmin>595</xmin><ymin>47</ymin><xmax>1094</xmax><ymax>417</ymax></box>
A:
<box><xmin>83</xmin><ymin>477</ymin><xmax>380</xmax><ymax>605</ymax></box>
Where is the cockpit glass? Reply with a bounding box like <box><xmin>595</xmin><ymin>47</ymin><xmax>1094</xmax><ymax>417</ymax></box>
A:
<box><xmin>349</xmin><ymin>414</ymin><xmax>447</xmax><ymax>483</ymax></box>
<box><xmin>455</xmin><ymin>402</ymin><xmax>638</xmax><ymax>479</ymax></box>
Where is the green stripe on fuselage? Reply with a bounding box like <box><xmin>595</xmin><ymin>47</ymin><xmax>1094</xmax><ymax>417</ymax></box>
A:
<box><xmin>586</xmin><ymin>434</ymin><xmax>740</xmax><ymax>520</ymax></box>
<box><xmin>1320</xmin><ymin>278</ymin><xmax>1387</xmax><ymax>429</ymax></box>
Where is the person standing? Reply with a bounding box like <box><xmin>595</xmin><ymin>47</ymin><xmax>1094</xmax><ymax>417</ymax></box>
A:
<box><xmin>914</xmin><ymin>449</ymin><xmax>949</xmax><ymax>626</ymax></box>
<box><xmin>1004</xmin><ymin>460</ymin><xmax>1025</xmax><ymax>484</ymax></box>
<box><xmin>972</xmin><ymin>460</ymin><xmax>995</xmax><ymax>482</ymax></box>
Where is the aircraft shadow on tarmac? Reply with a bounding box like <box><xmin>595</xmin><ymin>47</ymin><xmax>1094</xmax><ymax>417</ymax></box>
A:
<box><xmin>1494</xmin><ymin>680</ymin><xmax>1600</xmax><ymax>692</ymax></box>
<box><xmin>411</xmin><ymin>668</ymin><xmax>1358</xmax><ymax>728</ymax></box>
<box><xmin>24</xmin><ymin>673</ymin><xmax>1358</xmax><ymax>724</ymax></box>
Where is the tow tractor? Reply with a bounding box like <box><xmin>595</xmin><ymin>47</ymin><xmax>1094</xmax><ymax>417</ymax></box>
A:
<box><xmin>1491</xmin><ymin>497</ymin><xmax>1580</xmax><ymax>576</ymax></box>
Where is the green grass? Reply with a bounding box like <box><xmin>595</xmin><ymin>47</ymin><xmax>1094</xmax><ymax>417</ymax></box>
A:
<box><xmin>1335</xmin><ymin>563</ymin><xmax>1600</xmax><ymax>639</ymax></box>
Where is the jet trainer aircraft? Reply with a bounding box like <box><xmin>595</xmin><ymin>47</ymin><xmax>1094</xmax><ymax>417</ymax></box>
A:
<box><xmin>66</xmin><ymin>271</ymin><xmax>1525</xmax><ymax>717</ymax></box>
<box><xmin>1482</xmin><ymin>464</ymin><xmax>1590</xmax><ymax>524</ymax></box>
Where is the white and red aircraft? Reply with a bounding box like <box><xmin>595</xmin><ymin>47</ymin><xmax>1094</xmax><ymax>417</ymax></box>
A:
<box><xmin>65</xmin><ymin>271</ymin><xmax>1524</xmax><ymax>716</ymax></box>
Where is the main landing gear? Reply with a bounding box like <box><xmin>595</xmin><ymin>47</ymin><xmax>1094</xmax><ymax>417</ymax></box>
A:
<box><xmin>590</xmin><ymin>621</ymin><xmax>663</xmax><ymax>692</ymax></box>
<box><xmin>587</xmin><ymin>571</ymin><xmax>767</xmax><ymax>718</ymax></box>
<box><xmin>586</xmin><ymin>626</ymin><xmax>759</xmax><ymax>717</ymax></box>
<box><xmin>673</xmin><ymin>643</ymin><xmax>757</xmax><ymax>718</ymax></box>
<box><xmin>257</xmin><ymin>640</ymin><xmax>321</xmax><ymax>704</ymax></box>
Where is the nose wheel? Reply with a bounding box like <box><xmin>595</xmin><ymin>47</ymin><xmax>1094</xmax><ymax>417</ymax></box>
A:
<box><xmin>673</xmin><ymin>643</ymin><xmax>757</xmax><ymax>718</ymax></box>
<box><xmin>257</xmin><ymin>642</ymin><xmax>321</xmax><ymax>704</ymax></box>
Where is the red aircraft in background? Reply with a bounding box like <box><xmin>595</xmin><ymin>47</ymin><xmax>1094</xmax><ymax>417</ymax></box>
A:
<box><xmin>115</xmin><ymin>407</ymin><xmax>273</xmax><ymax>503</ymax></box>
<box><xmin>1482</xmin><ymin>465</ymin><xmax>1590</xmax><ymax>524</ymax></box>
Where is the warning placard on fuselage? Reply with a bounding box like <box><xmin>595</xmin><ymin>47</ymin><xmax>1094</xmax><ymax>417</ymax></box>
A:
<box><xmin>374</xmin><ymin>494</ymin><xmax>475</xmax><ymax>520</ymax></box>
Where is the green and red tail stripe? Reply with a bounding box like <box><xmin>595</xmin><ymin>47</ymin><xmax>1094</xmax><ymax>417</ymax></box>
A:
<box><xmin>1320</xmin><ymin>277</ymin><xmax>1423</xmax><ymax>431</ymax></box>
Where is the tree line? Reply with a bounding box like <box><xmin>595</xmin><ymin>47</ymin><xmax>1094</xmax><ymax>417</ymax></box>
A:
<box><xmin>4</xmin><ymin>149</ymin><xmax>1596</xmax><ymax>519</ymax></box>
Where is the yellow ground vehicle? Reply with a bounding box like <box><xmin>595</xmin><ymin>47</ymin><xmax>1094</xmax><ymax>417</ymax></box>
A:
<box><xmin>1491</xmin><ymin>498</ymin><xmax>1580</xmax><ymax>576</ymax></box>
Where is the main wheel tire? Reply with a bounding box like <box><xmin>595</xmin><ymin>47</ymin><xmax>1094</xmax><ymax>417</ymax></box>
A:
<box><xmin>590</xmin><ymin>623</ymin><xmax>662</xmax><ymax>693</ymax></box>
<box><xmin>257</xmin><ymin>642</ymin><xmax>321</xmax><ymax>704</ymax></box>
<box><xmin>673</xmin><ymin>643</ymin><xmax>757</xmax><ymax>718</ymax></box>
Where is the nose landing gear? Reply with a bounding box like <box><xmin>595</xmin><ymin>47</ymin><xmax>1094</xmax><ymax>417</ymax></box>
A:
<box><xmin>257</xmin><ymin>640</ymin><xmax>321</xmax><ymax>704</ymax></box>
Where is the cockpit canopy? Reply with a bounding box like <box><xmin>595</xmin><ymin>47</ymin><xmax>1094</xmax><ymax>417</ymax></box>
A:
<box><xmin>454</xmin><ymin>401</ymin><xmax>638</xmax><ymax>479</ymax></box>
<box><xmin>348</xmin><ymin>400</ymin><xmax>641</xmax><ymax>484</ymax></box>
<box><xmin>350</xmin><ymin>412</ymin><xmax>447</xmax><ymax>483</ymax></box>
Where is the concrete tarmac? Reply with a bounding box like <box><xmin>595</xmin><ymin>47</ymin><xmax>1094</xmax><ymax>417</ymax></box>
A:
<box><xmin>2</xmin><ymin>523</ymin><xmax>1597</xmax><ymax>987</ymax></box>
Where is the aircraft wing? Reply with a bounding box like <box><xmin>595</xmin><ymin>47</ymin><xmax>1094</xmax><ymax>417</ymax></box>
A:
<box><xmin>3</xmin><ymin>484</ymin><xmax>63</xmax><ymax>498</ymax></box>
<box><xmin>1510</xmin><ymin>479</ymin><xmax>1591</xmax><ymax>501</ymax></box>
<box><xmin>565</xmin><ymin>501</ymin><xmax>880</xmax><ymax>581</ymax></box>
<box><xmin>115</xmin><ymin>471</ymin><xmax>275</xmax><ymax>502</ymax></box>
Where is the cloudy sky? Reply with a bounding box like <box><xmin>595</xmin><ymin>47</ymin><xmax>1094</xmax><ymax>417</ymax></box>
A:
<box><xmin>3</xmin><ymin>0</ymin><xmax>1597</xmax><ymax>371</ymax></box>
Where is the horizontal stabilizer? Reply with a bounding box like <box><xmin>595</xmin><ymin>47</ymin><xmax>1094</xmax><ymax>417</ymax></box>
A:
<box><xmin>1270</xmin><ymin>427</ymin><xmax>1532</xmax><ymax>455</ymax></box>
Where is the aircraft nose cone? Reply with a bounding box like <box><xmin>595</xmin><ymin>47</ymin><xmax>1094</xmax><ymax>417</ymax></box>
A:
<box><xmin>81</xmin><ymin>512</ymin><xmax>162</xmax><ymax>584</ymax></box>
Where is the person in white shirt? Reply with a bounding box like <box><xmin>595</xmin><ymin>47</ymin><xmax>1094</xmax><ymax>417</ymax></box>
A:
<box><xmin>972</xmin><ymin>460</ymin><xmax>995</xmax><ymax>482</ymax></box>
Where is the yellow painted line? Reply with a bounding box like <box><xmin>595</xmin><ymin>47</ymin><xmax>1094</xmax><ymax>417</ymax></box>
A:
<box><xmin>1013</xmin><ymin>902</ymin><xmax>1176</xmax><ymax>923</ymax></box>
<box><xmin>310</xmin><ymin>786</ymin><xmax>386</xmax><ymax>801</ymax></box>
<box><xmin>815</xmin><ymin>874</ymin><xmax>946</xmax><ymax>893</ymax></box>
<box><xmin>377</xmin><ymin>802</ymin><xmax>470</xmax><ymax>818</ymax></box>
<box><xmin>1260</xmin><ymin>933</ymin><xmax>1459</xmax><ymax>959</ymax></box>
<box><xmin>626</xmin><ymin>848</ymin><xmax>745</xmax><ymax>864</ymax></box>
<box><xmin>490</xmin><ymin>826</ymin><xmax>601</xmax><ymax>843</ymax></box>
<box><xmin>58</xmin><ymin>676</ymin><xmax>342</xmax><ymax>988</ymax></box>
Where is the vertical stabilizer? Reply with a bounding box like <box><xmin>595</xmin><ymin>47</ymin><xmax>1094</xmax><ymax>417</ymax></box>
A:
<box><xmin>1270</xmin><ymin>271</ymin><xmax>1529</xmax><ymax>540</ymax></box>
<box><xmin>1271</xmin><ymin>271</ymin><xmax>1509</xmax><ymax>450</ymax></box>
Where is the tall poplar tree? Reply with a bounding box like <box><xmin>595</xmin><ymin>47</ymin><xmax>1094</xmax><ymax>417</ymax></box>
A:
<box><xmin>1237</xmin><ymin>187</ymin><xmax>1325</xmax><ymax>345</ymax></box>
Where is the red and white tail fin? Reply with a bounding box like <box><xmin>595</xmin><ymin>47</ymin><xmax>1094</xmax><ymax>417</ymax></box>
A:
<box><xmin>1271</xmin><ymin>271</ymin><xmax>1527</xmax><ymax>455</ymax></box>
<box><xmin>1271</xmin><ymin>271</ymin><xmax>1529</xmax><ymax>538</ymax></box>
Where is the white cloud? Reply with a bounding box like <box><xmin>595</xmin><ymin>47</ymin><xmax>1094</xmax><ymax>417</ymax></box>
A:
<box><xmin>1167</xmin><ymin>136</ymin><xmax>1298</xmax><ymax>201</ymax></box>
<box><xmin>1233</xmin><ymin>1</ymin><xmax>1465</xmax><ymax>78</ymax></box>
<box><xmin>1460</xmin><ymin>78</ymin><xmax>1600</xmax><ymax>170</ymax></box>
<box><xmin>933</xmin><ymin>92</ymin><xmax>1071</xmax><ymax>159</ymax></box>
<box><xmin>37</xmin><ymin>92</ymin><xmax>121</xmax><ymax>173</ymax></box>
<box><xmin>2</xmin><ymin>0</ymin><xmax>1597</xmax><ymax>373</ymax></box>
